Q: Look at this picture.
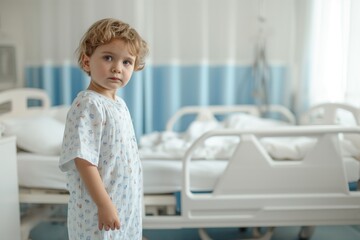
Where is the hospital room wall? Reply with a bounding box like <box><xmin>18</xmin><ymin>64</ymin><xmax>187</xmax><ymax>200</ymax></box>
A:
<box><xmin>0</xmin><ymin>0</ymin><xmax>298</xmax><ymax>136</ymax></box>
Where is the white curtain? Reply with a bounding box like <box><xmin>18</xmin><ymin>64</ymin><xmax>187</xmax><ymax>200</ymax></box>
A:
<box><xmin>308</xmin><ymin>0</ymin><xmax>350</xmax><ymax>105</ymax></box>
<box><xmin>345</xmin><ymin>0</ymin><xmax>360</xmax><ymax>105</ymax></box>
<box><xmin>304</xmin><ymin>0</ymin><xmax>360</xmax><ymax>108</ymax></box>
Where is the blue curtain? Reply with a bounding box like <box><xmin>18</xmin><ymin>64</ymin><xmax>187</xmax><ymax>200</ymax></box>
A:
<box><xmin>25</xmin><ymin>63</ymin><xmax>289</xmax><ymax>138</ymax></box>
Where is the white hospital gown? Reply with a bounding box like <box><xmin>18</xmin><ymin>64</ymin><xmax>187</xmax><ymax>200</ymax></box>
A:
<box><xmin>59</xmin><ymin>90</ymin><xmax>143</xmax><ymax>240</ymax></box>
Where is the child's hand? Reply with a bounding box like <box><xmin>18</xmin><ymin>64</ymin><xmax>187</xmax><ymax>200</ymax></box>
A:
<box><xmin>97</xmin><ymin>202</ymin><xmax>121</xmax><ymax>231</ymax></box>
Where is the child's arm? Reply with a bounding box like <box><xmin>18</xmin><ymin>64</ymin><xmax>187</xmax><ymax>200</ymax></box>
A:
<box><xmin>75</xmin><ymin>157</ymin><xmax>121</xmax><ymax>231</ymax></box>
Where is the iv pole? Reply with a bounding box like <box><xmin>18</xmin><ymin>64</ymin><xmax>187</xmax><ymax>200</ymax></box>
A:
<box><xmin>252</xmin><ymin>0</ymin><xmax>271</xmax><ymax>115</ymax></box>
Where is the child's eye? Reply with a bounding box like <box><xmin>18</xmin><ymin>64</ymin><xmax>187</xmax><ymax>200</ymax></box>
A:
<box><xmin>103</xmin><ymin>55</ymin><xmax>113</xmax><ymax>61</ymax></box>
<box><xmin>123</xmin><ymin>60</ymin><xmax>133</xmax><ymax>66</ymax></box>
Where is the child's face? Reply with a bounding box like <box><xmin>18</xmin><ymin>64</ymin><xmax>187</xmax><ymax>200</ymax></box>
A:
<box><xmin>82</xmin><ymin>39</ymin><xmax>136</xmax><ymax>92</ymax></box>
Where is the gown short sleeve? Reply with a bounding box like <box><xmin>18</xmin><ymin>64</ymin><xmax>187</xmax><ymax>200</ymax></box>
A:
<box><xmin>59</xmin><ymin>96</ymin><xmax>104</xmax><ymax>172</ymax></box>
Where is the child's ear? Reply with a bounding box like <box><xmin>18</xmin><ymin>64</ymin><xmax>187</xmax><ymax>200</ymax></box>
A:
<box><xmin>82</xmin><ymin>54</ymin><xmax>91</xmax><ymax>72</ymax></box>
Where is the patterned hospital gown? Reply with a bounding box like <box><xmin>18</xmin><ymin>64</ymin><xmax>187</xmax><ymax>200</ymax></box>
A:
<box><xmin>59</xmin><ymin>90</ymin><xmax>143</xmax><ymax>240</ymax></box>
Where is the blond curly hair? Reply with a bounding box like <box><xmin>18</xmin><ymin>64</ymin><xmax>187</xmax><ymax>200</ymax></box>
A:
<box><xmin>77</xmin><ymin>18</ymin><xmax>149</xmax><ymax>73</ymax></box>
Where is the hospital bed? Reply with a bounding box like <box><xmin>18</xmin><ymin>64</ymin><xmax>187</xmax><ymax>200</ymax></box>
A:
<box><xmin>0</xmin><ymin>88</ymin><xmax>360</xmax><ymax>240</ymax></box>
<box><xmin>139</xmin><ymin>101</ymin><xmax>360</xmax><ymax>240</ymax></box>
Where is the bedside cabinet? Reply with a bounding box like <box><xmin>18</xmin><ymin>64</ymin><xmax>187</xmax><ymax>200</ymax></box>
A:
<box><xmin>0</xmin><ymin>136</ymin><xmax>20</xmax><ymax>240</ymax></box>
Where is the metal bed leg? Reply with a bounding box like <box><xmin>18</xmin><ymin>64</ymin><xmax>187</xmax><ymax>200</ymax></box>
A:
<box><xmin>298</xmin><ymin>226</ymin><xmax>315</xmax><ymax>240</ymax></box>
<box><xmin>21</xmin><ymin>205</ymin><xmax>61</xmax><ymax>240</ymax></box>
<box><xmin>198</xmin><ymin>227</ymin><xmax>275</xmax><ymax>240</ymax></box>
<box><xmin>252</xmin><ymin>227</ymin><xmax>262</xmax><ymax>237</ymax></box>
<box><xmin>198</xmin><ymin>228</ymin><xmax>213</xmax><ymax>240</ymax></box>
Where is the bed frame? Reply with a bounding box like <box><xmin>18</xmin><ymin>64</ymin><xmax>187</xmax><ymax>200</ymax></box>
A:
<box><xmin>1</xmin><ymin>88</ymin><xmax>360</xmax><ymax>240</ymax></box>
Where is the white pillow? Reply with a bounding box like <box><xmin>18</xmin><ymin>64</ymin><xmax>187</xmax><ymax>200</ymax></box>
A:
<box><xmin>47</xmin><ymin>105</ymin><xmax>70</xmax><ymax>124</ymax></box>
<box><xmin>1</xmin><ymin>116</ymin><xmax>65</xmax><ymax>155</ymax></box>
<box><xmin>185</xmin><ymin>120</ymin><xmax>221</xmax><ymax>140</ymax></box>
<box><xmin>223</xmin><ymin>113</ymin><xmax>290</xmax><ymax>129</ymax></box>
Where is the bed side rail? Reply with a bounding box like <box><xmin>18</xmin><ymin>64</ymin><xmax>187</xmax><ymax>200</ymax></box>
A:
<box><xmin>178</xmin><ymin>125</ymin><xmax>360</xmax><ymax>226</ymax></box>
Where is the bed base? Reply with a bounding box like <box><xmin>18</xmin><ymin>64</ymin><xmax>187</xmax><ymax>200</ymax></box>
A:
<box><xmin>19</xmin><ymin>188</ymin><xmax>177</xmax><ymax>215</ymax></box>
<box><xmin>19</xmin><ymin>188</ymin><xmax>178</xmax><ymax>240</ymax></box>
<box><xmin>19</xmin><ymin>190</ymin><xmax>287</xmax><ymax>240</ymax></box>
<box><xmin>20</xmin><ymin>189</ymin><xmax>287</xmax><ymax>240</ymax></box>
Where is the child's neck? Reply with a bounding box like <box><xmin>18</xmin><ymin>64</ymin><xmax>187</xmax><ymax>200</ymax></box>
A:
<box><xmin>87</xmin><ymin>81</ymin><xmax>117</xmax><ymax>100</ymax></box>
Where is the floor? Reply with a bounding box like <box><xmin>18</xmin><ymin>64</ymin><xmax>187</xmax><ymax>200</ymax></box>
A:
<box><xmin>29</xmin><ymin>222</ymin><xmax>360</xmax><ymax>240</ymax></box>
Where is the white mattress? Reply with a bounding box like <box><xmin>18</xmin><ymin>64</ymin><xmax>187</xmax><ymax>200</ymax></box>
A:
<box><xmin>17</xmin><ymin>152</ymin><xmax>67</xmax><ymax>190</ymax></box>
<box><xmin>142</xmin><ymin>159</ymin><xmax>227</xmax><ymax>193</ymax></box>
<box><xmin>17</xmin><ymin>152</ymin><xmax>360</xmax><ymax>194</ymax></box>
<box><xmin>17</xmin><ymin>152</ymin><xmax>228</xmax><ymax>194</ymax></box>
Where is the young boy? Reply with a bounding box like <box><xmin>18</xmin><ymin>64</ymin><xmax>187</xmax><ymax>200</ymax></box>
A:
<box><xmin>59</xmin><ymin>18</ymin><xmax>149</xmax><ymax>240</ymax></box>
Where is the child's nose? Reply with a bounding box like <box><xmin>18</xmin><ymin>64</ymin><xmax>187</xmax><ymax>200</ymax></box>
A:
<box><xmin>111</xmin><ymin>62</ymin><xmax>123</xmax><ymax>73</ymax></box>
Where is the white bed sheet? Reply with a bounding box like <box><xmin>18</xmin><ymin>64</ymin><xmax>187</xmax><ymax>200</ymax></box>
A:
<box><xmin>17</xmin><ymin>152</ymin><xmax>228</xmax><ymax>194</ymax></box>
<box><xmin>17</xmin><ymin>151</ymin><xmax>359</xmax><ymax>194</ymax></box>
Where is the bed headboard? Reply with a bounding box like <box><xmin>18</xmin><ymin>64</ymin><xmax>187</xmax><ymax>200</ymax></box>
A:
<box><xmin>0</xmin><ymin>88</ymin><xmax>50</xmax><ymax>119</ymax></box>
<box><xmin>300</xmin><ymin>102</ymin><xmax>360</xmax><ymax>125</ymax></box>
<box><xmin>166</xmin><ymin>104</ymin><xmax>296</xmax><ymax>131</ymax></box>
